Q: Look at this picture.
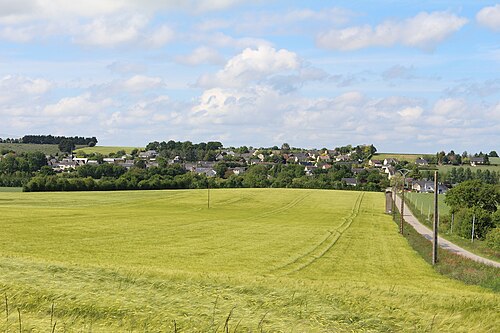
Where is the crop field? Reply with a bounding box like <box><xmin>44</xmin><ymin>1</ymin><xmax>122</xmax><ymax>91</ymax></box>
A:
<box><xmin>75</xmin><ymin>146</ymin><xmax>141</xmax><ymax>155</ymax></box>
<box><xmin>405</xmin><ymin>192</ymin><xmax>451</xmax><ymax>217</ymax></box>
<box><xmin>0</xmin><ymin>143</ymin><xmax>61</xmax><ymax>155</ymax></box>
<box><xmin>437</xmin><ymin>164</ymin><xmax>500</xmax><ymax>173</ymax></box>
<box><xmin>372</xmin><ymin>153</ymin><xmax>429</xmax><ymax>163</ymax></box>
<box><xmin>0</xmin><ymin>187</ymin><xmax>22</xmax><ymax>192</ymax></box>
<box><xmin>0</xmin><ymin>189</ymin><xmax>498</xmax><ymax>332</ymax></box>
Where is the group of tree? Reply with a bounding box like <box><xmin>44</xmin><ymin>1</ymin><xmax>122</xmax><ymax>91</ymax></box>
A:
<box><xmin>146</xmin><ymin>140</ymin><xmax>223</xmax><ymax>162</ymax></box>
<box><xmin>444</xmin><ymin>180</ymin><xmax>500</xmax><ymax>248</ymax></box>
<box><xmin>20</xmin><ymin>135</ymin><xmax>98</xmax><ymax>147</ymax></box>
<box><xmin>433</xmin><ymin>150</ymin><xmax>498</xmax><ymax>165</ymax></box>
<box><xmin>23</xmin><ymin>161</ymin><xmax>389</xmax><ymax>193</ymax></box>
<box><xmin>0</xmin><ymin>151</ymin><xmax>48</xmax><ymax>186</ymax></box>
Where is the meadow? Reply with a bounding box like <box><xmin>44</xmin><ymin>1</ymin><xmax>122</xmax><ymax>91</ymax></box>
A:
<box><xmin>0</xmin><ymin>143</ymin><xmax>62</xmax><ymax>155</ymax></box>
<box><xmin>74</xmin><ymin>146</ymin><xmax>141</xmax><ymax>155</ymax></box>
<box><xmin>372</xmin><ymin>153</ymin><xmax>428</xmax><ymax>163</ymax></box>
<box><xmin>0</xmin><ymin>189</ymin><xmax>498</xmax><ymax>332</ymax></box>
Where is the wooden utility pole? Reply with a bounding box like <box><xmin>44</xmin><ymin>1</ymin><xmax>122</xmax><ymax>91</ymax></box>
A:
<box><xmin>432</xmin><ymin>171</ymin><xmax>439</xmax><ymax>265</ymax></box>
<box><xmin>207</xmin><ymin>181</ymin><xmax>210</xmax><ymax>209</ymax></box>
<box><xmin>400</xmin><ymin>180</ymin><xmax>405</xmax><ymax>234</ymax></box>
<box><xmin>471</xmin><ymin>214</ymin><xmax>476</xmax><ymax>242</ymax></box>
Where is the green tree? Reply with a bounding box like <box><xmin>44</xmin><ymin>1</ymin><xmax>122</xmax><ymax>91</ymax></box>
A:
<box><xmin>58</xmin><ymin>139</ymin><xmax>75</xmax><ymax>153</ymax></box>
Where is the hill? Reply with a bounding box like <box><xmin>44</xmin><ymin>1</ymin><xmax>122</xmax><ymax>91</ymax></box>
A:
<box><xmin>74</xmin><ymin>145</ymin><xmax>141</xmax><ymax>155</ymax></box>
<box><xmin>0</xmin><ymin>143</ymin><xmax>62</xmax><ymax>155</ymax></box>
<box><xmin>0</xmin><ymin>189</ymin><xmax>498</xmax><ymax>331</ymax></box>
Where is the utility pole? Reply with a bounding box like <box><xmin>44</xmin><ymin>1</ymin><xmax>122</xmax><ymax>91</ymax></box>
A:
<box><xmin>207</xmin><ymin>179</ymin><xmax>210</xmax><ymax>209</ymax></box>
<box><xmin>471</xmin><ymin>214</ymin><xmax>476</xmax><ymax>242</ymax></box>
<box><xmin>432</xmin><ymin>171</ymin><xmax>439</xmax><ymax>265</ymax></box>
<box><xmin>397</xmin><ymin>169</ymin><xmax>409</xmax><ymax>235</ymax></box>
<box><xmin>400</xmin><ymin>181</ymin><xmax>405</xmax><ymax>234</ymax></box>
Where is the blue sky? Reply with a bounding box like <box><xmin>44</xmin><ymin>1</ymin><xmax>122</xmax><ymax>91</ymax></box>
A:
<box><xmin>0</xmin><ymin>1</ymin><xmax>499</xmax><ymax>153</ymax></box>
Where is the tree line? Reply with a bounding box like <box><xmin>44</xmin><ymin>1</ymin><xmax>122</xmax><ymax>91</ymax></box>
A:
<box><xmin>23</xmin><ymin>162</ymin><xmax>389</xmax><ymax>193</ymax></box>
<box><xmin>444</xmin><ymin>180</ymin><xmax>500</xmax><ymax>249</ymax></box>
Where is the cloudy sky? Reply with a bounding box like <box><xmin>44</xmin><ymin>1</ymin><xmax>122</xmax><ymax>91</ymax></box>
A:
<box><xmin>1</xmin><ymin>0</ymin><xmax>499</xmax><ymax>152</ymax></box>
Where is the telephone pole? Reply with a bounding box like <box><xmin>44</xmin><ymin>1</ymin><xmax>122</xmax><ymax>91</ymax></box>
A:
<box><xmin>397</xmin><ymin>169</ymin><xmax>410</xmax><ymax>235</ymax></box>
<box><xmin>432</xmin><ymin>171</ymin><xmax>439</xmax><ymax>265</ymax></box>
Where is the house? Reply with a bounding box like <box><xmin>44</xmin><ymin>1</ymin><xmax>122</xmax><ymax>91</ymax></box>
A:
<box><xmin>412</xmin><ymin>181</ymin><xmax>448</xmax><ymax>194</ymax></box>
<box><xmin>382</xmin><ymin>165</ymin><xmax>396</xmax><ymax>179</ymax></box>
<box><xmin>342</xmin><ymin>178</ymin><xmax>358</xmax><ymax>186</ymax></box>
<box><xmin>230</xmin><ymin>167</ymin><xmax>246</xmax><ymax>175</ymax></box>
<box><xmin>304</xmin><ymin>165</ymin><xmax>317</xmax><ymax>176</ymax></box>
<box><xmin>139</xmin><ymin>150</ymin><xmax>158</xmax><ymax>159</ymax></box>
<box><xmin>73</xmin><ymin>157</ymin><xmax>88</xmax><ymax>166</ymax></box>
<box><xmin>369</xmin><ymin>159</ymin><xmax>383</xmax><ymax>167</ymax></box>
<box><xmin>194</xmin><ymin>167</ymin><xmax>217</xmax><ymax>177</ymax></box>
<box><xmin>415</xmin><ymin>158</ymin><xmax>429</xmax><ymax>166</ymax></box>
<box><xmin>321</xmin><ymin>163</ymin><xmax>332</xmax><ymax>170</ymax></box>
<box><xmin>317</xmin><ymin>155</ymin><xmax>331</xmax><ymax>163</ymax></box>
<box><xmin>470</xmin><ymin>156</ymin><xmax>485</xmax><ymax>166</ymax></box>
<box><xmin>351</xmin><ymin>167</ymin><xmax>365</xmax><ymax>175</ymax></box>
<box><xmin>383</xmin><ymin>158</ymin><xmax>397</xmax><ymax>166</ymax></box>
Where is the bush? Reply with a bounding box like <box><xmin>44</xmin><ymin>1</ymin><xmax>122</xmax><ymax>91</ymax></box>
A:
<box><xmin>486</xmin><ymin>228</ymin><xmax>500</xmax><ymax>251</ymax></box>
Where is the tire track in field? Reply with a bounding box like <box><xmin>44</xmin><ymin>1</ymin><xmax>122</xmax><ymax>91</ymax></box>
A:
<box><xmin>241</xmin><ymin>191</ymin><xmax>311</xmax><ymax>222</ymax></box>
<box><xmin>271</xmin><ymin>192</ymin><xmax>364</xmax><ymax>275</ymax></box>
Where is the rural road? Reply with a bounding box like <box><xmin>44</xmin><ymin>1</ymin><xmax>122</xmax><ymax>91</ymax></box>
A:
<box><xmin>394</xmin><ymin>194</ymin><xmax>500</xmax><ymax>268</ymax></box>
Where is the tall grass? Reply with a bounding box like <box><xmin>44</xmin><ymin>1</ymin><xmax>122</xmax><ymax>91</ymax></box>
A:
<box><xmin>0</xmin><ymin>189</ymin><xmax>498</xmax><ymax>331</ymax></box>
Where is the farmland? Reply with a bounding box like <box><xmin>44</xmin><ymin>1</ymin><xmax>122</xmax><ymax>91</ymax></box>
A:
<box><xmin>0</xmin><ymin>189</ymin><xmax>498</xmax><ymax>332</ymax></box>
<box><xmin>372</xmin><ymin>153</ymin><xmax>429</xmax><ymax>163</ymax></box>
<box><xmin>0</xmin><ymin>143</ymin><xmax>62</xmax><ymax>155</ymax></box>
<box><xmin>74</xmin><ymin>146</ymin><xmax>141</xmax><ymax>155</ymax></box>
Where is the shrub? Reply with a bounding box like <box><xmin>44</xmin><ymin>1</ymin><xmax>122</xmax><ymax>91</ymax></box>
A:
<box><xmin>486</xmin><ymin>228</ymin><xmax>500</xmax><ymax>251</ymax></box>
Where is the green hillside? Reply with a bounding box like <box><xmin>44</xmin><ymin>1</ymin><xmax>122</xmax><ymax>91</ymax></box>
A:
<box><xmin>0</xmin><ymin>189</ymin><xmax>498</xmax><ymax>332</ymax></box>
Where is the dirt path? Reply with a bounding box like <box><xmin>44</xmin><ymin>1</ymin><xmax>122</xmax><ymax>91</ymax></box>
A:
<box><xmin>394</xmin><ymin>194</ymin><xmax>500</xmax><ymax>268</ymax></box>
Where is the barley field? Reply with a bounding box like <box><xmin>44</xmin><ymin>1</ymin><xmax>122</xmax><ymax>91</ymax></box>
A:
<box><xmin>0</xmin><ymin>189</ymin><xmax>498</xmax><ymax>332</ymax></box>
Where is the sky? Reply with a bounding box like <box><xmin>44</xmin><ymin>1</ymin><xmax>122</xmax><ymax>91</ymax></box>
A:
<box><xmin>0</xmin><ymin>0</ymin><xmax>499</xmax><ymax>153</ymax></box>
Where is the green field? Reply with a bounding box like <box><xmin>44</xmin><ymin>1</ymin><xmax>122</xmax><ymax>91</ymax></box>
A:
<box><xmin>490</xmin><ymin>157</ymin><xmax>500</xmax><ymax>165</ymax></box>
<box><xmin>0</xmin><ymin>143</ymin><xmax>61</xmax><ymax>155</ymax></box>
<box><xmin>437</xmin><ymin>164</ymin><xmax>500</xmax><ymax>173</ymax></box>
<box><xmin>0</xmin><ymin>189</ymin><xmax>498</xmax><ymax>332</ymax></box>
<box><xmin>0</xmin><ymin>187</ymin><xmax>22</xmax><ymax>192</ymax></box>
<box><xmin>405</xmin><ymin>192</ymin><xmax>451</xmax><ymax>217</ymax></box>
<box><xmin>373</xmin><ymin>153</ymin><xmax>429</xmax><ymax>163</ymax></box>
<box><xmin>75</xmin><ymin>146</ymin><xmax>141</xmax><ymax>155</ymax></box>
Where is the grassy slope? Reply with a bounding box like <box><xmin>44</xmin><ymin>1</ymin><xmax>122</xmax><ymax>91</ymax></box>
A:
<box><xmin>74</xmin><ymin>146</ymin><xmax>141</xmax><ymax>155</ymax></box>
<box><xmin>0</xmin><ymin>143</ymin><xmax>61</xmax><ymax>155</ymax></box>
<box><xmin>405</xmin><ymin>192</ymin><xmax>450</xmax><ymax>216</ymax></box>
<box><xmin>0</xmin><ymin>189</ymin><xmax>498</xmax><ymax>332</ymax></box>
<box><xmin>373</xmin><ymin>153</ymin><xmax>429</xmax><ymax>163</ymax></box>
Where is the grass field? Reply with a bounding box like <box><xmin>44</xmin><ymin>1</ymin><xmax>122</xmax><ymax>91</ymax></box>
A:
<box><xmin>489</xmin><ymin>156</ymin><xmax>500</xmax><ymax>165</ymax></box>
<box><xmin>405</xmin><ymin>192</ymin><xmax>451</xmax><ymax>217</ymax></box>
<box><xmin>373</xmin><ymin>153</ymin><xmax>429</xmax><ymax>163</ymax></box>
<box><xmin>0</xmin><ymin>143</ymin><xmax>62</xmax><ymax>155</ymax></box>
<box><xmin>75</xmin><ymin>146</ymin><xmax>141</xmax><ymax>155</ymax></box>
<box><xmin>0</xmin><ymin>189</ymin><xmax>498</xmax><ymax>332</ymax></box>
<box><xmin>437</xmin><ymin>164</ymin><xmax>500</xmax><ymax>174</ymax></box>
<box><xmin>0</xmin><ymin>187</ymin><xmax>22</xmax><ymax>192</ymax></box>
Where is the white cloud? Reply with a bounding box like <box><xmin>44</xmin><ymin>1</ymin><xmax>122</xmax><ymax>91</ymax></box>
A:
<box><xmin>317</xmin><ymin>11</ymin><xmax>468</xmax><ymax>51</ymax></box>
<box><xmin>197</xmin><ymin>45</ymin><xmax>300</xmax><ymax>88</ymax></box>
<box><xmin>74</xmin><ymin>14</ymin><xmax>148</xmax><ymax>47</ymax></box>
<box><xmin>0</xmin><ymin>75</ymin><xmax>51</xmax><ymax>103</ymax></box>
<box><xmin>398</xmin><ymin>106</ymin><xmax>423</xmax><ymax>121</ymax></box>
<box><xmin>477</xmin><ymin>4</ymin><xmax>500</xmax><ymax>31</ymax></box>
<box><xmin>432</xmin><ymin>98</ymin><xmax>467</xmax><ymax>115</ymax></box>
<box><xmin>175</xmin><ymin>47</ymin><xmax>225</xmax><ymax>66</ymax></box>
<box><xmin>120</xmin><ymin>75</ymin><xmax>166</xmax><ymax>92</ymax></box>
<box><xmin>145</xmin><ymin>25</ymin><xmax>175</xmax><ymax>47</ymax></box>
<box><xmin>43</xmin><ymin>93</ymin><xmax>113</xmax><ymax>116</ymax></box>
